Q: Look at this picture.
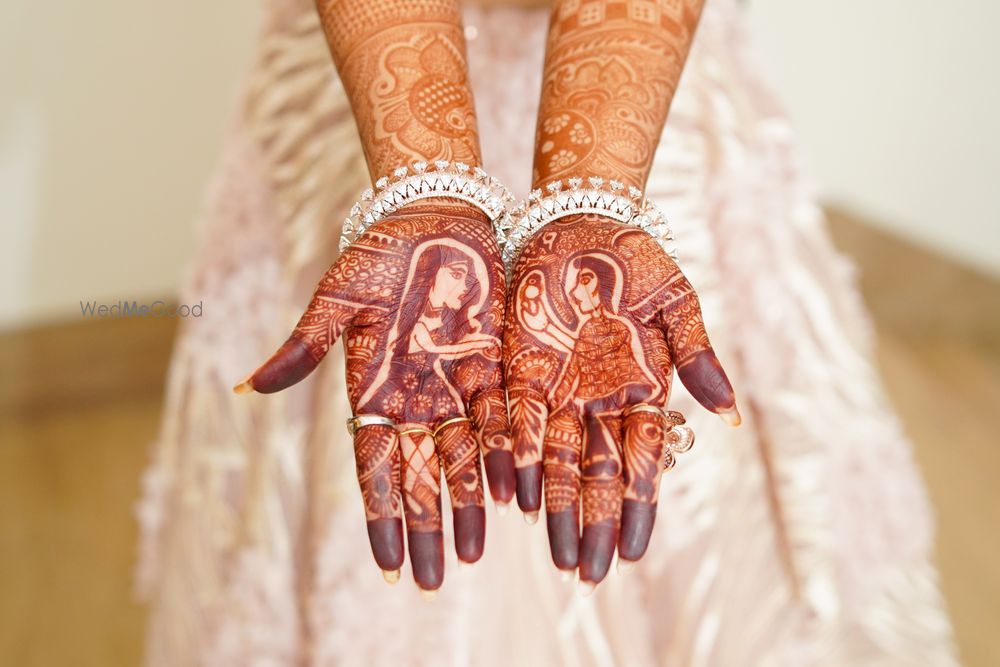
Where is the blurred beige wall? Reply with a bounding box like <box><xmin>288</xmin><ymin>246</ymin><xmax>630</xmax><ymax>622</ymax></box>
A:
<box><xmin>1</xmin><ymin>1</ymin><xmax>998</xmax><ymax>328</ymax></box>
<box><xmin>0</xmin><ymin>0</ymin><xmax>260</xmax><ymax>328</ymax></box>
<box><xmin>746</xmin><ymin>0</ymin><xmax>1000</xmax><ymax>277</ymax></box>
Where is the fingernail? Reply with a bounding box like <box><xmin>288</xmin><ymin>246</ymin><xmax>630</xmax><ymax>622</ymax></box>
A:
<box><xmin>719</xmin><ymin>406</ymin><xmax>742</xmax><ymax>427</ymax></box>
<box><xmin>577</xmin><ymin>580</ymin><xmax>595</xmax><ymax>597</ymax></box>
<box><xmin>381</xmin><ymin>569</ymin><xmax>400</xmax><ymax>585</ymax></box>
<box><xmin>457</xmin><ymin>559</ymin><xmax>475</xmax><ymax>571</ymax></box>
<box><xmin>419</xmin><ymin>588</ymin><xmax>438</xmax><ymax>601</ymax></box>
<box><xmin>559</xmin><ymin>569</ymin><xmax>575</xmax><ymax>583</ymax></box>
<box><xmin>523</xmin><ymin>511</ymin><xmax>539</xmax><ymax>525</ymax></box>
<box><xmin>495</xmin><ymin>502</ymin><xmax>509</xmax><ymax>517</ymax></box>
<box><xmin>617</xmin><ymin>559</ymin><xmax>636</xmax><ymax>576</ymax></box>
<box><xmin>233</xmin><ymin>374</ymin><xmax>255</xmax><ymax>395</ymax></box>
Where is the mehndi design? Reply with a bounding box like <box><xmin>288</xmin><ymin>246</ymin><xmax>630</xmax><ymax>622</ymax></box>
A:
<box><xmin>238</xmin><ymin>200</ymin><xmax>514</xmax><ymax>592</ymax></box>
<box><xmin>504</xmin><ymin>215</ymin><xmax>738</xmax><ymax>588</ymax></box>
<box><xmin>505</xmin><ymin>0</ymin><xmax>732</xmax><ymax>591</ymax></box>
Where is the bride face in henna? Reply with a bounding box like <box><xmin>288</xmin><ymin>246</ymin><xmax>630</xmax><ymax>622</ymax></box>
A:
<box><xmin>429</xmin><ymin>259</ymin><xmax>472</xmax><ymax>311</ymax></box>
<box><xmin>406</xmin><ymin>243</ymin><xmax>486</xmax><ymax>340</ymax></box>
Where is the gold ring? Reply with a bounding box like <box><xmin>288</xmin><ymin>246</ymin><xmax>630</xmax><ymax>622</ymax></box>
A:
<box><xmin>346</xmin><ymin>414</ymin><xmax>396</xmax><ymax>436</ymax></box>
<box><xmin>433</xmin><ymin>416</ymin><xmax>472</xmax><ymax>438</ymax></box>
<box><xmin>623</xmin><ymin>403</ymin><xmax>666</xmax><ymax>418</ymax></box>
<box><xmin>397</xmin><ymin>426</ymin><xmax>435</xmax><ymax>439</ymax></box>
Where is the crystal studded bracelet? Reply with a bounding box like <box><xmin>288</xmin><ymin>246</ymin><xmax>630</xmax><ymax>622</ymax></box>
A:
<box><xmin>500</xmin><ymin>177</ymin><xmax>677</xmax><ymax>269</ymax></box>
<box><xmin>339</xmin><ymin>160</ymin><xmax>515</xmax><ymax>253</ymax></box>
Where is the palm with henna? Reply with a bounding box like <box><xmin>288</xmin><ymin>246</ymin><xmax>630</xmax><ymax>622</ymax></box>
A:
<box><xmin>234</xmin><ymin>0</ymin><xmax>515</xmax><ymax>593</ymax></box>
<box><xmin>237</xmin><ymin>199</ymin><xmax>514</xmax><ymax>591</ymax></box>
<box><xmin>504</xmin><ymin>215</ymin><xmax>738</xmax><ymax>587</ymax></box>
<box><xmin>504</xmin><ymin>0</ymin><xmax>738</xmax><ymax>590</ymax></box>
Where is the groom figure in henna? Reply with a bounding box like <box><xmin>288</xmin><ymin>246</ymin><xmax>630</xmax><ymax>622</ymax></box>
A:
<box><xmin>550</xmin><ymin>254</ymin><xmax>661</xmax><ymax>413</ymax></box>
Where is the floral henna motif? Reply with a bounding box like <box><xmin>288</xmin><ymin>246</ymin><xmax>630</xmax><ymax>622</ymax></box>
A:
<box><xmin>317</xmin><ymin>0</ymin><xmax>480</xmax><ymax>180</ymax></box>
<box><xmin>238</xmin><ymin>200</ymin><xmax>514</xmax><ymax>590</ymax></box>
<box><xmin>533</xmin><ymin>0</ymin><xmax>705</xmax><ymax>189</ymax></box>
<box><xmin>503</xmin><ymin>216</ymin><xmax>736</xmax><ymax>586</ymax></box>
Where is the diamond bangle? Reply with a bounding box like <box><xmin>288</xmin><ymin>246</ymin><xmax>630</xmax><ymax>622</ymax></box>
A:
<box><xmin>500</xmin><ymin>177</ymin><xmax>677</xmax><ymax>269</ymax></box>
<box><xmin>339</xmin><ymin>160</ymin><xmax>515</xmax><ymax>253</ymax></box>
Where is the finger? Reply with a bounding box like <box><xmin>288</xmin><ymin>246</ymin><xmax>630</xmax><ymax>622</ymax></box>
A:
<box><xmin>353</xmin><ymin>424</ymin><xmax>405</xmax><ymax>578</ymax></box>
<box><xmin>436</xmin><ymin>419</ymin><xmax>486</xmax><ymax>564</ymax></box>
<box><xmin>234</xmin><ymin>262</ymin><xmax>357</xmax><ymax>395</ymax></box>
<box><xmin>658</xmin><ymin>274</ymin><xmax>740</xmax><ymax>425</ymax></box>
<box><xmin>507</xmin><ymin>387</ymin><xmax>548</xmax><ymax>519</ymax></box>
<box><xmin>618</xmin><ymin>410</ymin><xmax>667</xmax><ymax>563</ymax></box>
<box><xmin>578</xmin><ymin>411</ymin><xmax>624</xmax><ymax>587</ymax></box>
<box><xmin>542</xmin><ymin>409</ymin><xmax>583</xmax><ymax>572</ymax></box>
<box><xmin>677</xmin><ymin>350</ymin><xmax>740</xmax><ymax>426</ymax></box>
<box><xmin>469</xmin><ymin>388</ymin><xmax>515</xmax><ymax>507</ymax></box>
<box><xmin>399</xmin><ymin>429</ymin><xmax>444</xmax><ymax>591</ymax></box>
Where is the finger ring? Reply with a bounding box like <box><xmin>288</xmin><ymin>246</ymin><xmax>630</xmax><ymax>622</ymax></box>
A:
<box><xmin>433</xmin><ymin>416</ymin><xmax>472</xmax><ymax>438</ymax></box>
<box><xmin>664</xmin><ymin>410</ymin><xmax>686</xmax><ymax>426</ymax></box>
<box><xmin>346</xmin><ymin>414</ymin><xmax>396</xmax><ymax>436</ymax></box>
<box><xmin>398</xmin><ymin>426</ymin><xmax>435</xmax><ymax>439</ymax></box>
<box><xmin>664</xmin><ymin>421</ymin><xmax>695</xmax><ymax>471</ymax></box>
<box><xmin>623</xmin><ymin>403</ymin><xmax>666</xmax><ymax>418</ymax></box>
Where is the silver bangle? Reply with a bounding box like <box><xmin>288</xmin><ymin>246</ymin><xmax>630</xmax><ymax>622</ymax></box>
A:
<box><xmin>500</xmin><ymin>177</ymin><xmax>677</xmax><ymax>269</ymax></box>
<box><xmin>339</xmin><ymin>160</ymin><xmax>515</xmax><ymax>253</ymax></box>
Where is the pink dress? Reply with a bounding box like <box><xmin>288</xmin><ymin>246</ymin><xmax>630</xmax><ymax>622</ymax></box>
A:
<box><xmin>136</xmin><ymin>1</ymin><xmax>958</xmax><ymax>664</ymax></box>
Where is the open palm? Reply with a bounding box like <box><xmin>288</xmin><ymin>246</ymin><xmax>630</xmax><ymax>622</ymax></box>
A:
<box><xmin>503</xmin><ymin>215</ymin><xmax>738</xmax><ymax>588</ymax></box>
<box><xmin>237</xmin><ymin>198</ymin><xmax>514</xmax><ymax>592</ymax></box>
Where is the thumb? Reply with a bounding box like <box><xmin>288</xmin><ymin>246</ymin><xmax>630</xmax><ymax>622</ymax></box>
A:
<box><xmin>658</xmin><ymin>275</ymin><xmax>740</xmax><ymax>427</ymax></box>
<box><xmin>234</xmin><ymin>260</ymin><xmax>358</xmax><ymax>395</ymax></box>
<box><xmin>675</xmin><ymin>350</ymin><xmax>740</xmax><ymax>427</ymax></box>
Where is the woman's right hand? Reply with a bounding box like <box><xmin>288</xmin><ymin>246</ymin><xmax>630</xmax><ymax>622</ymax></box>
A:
<box><xmin>235</xmin><ymin>198</ymin><xmax>514</xmax><ymax>592</ymax></box>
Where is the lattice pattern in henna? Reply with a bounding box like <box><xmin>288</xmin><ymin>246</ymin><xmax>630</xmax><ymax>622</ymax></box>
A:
<box><xmin>400</xmin><ymin>430</ymin><xmax>442</xmax><ymax>533</ymax></box>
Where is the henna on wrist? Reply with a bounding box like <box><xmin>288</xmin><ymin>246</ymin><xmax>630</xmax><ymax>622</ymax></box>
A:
<box><xmin>316</xmin><ymin>0</ymin><xmax>482</xmax><ymax>180</ymax></box>
<box><xmin>532</xmin><ymin>0</ymin><xmax>705</xmax><ymax>191</ymax></box>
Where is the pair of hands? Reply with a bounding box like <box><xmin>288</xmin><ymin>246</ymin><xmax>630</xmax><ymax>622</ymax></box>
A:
<box><xmin>236</xmin><ymin>196</ymin><xmax>738</xmax><ymax>593</ymax></box>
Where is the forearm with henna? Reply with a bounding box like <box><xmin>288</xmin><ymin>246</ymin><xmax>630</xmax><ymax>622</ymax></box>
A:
<box><xmin>236</xmin><ymin>1</ymin><xmax>515</xmax><ymax>592</ymax></box>
<box><xmin>316</xmin><ymin>0</ymin><xmax>482</xmax><ymax>180</ymax></box>
<box><xmin>532</xmin><ymin>0</ymin><xmax>704</xmax><ymax>190</ymax></box>
<box><xmin>505</xmin><ymin>0</ymin><xmax>737</xmax><ymax>588</ymax></box>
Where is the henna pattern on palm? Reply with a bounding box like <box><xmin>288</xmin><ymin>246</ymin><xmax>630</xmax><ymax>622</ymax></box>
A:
<box><xmin>238</xmin><ymin>199</ymin><xmax>514</xmax><ymax>591</ymax></box>
<box><xmin>503</xmin><ymin>216</ymin><xmax>738</xmax><ymax>586</ymax></box>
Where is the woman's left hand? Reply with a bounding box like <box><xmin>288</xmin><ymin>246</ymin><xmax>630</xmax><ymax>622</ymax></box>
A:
<box><xmin>236</xmin><ymin>198</ymin><xmax>514</xmax><ymax>592</ymax></box>
<box><xmin>503</xmin><ymin>215</ymin><xmax>739</xmax><ymax>590</ymax></box>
